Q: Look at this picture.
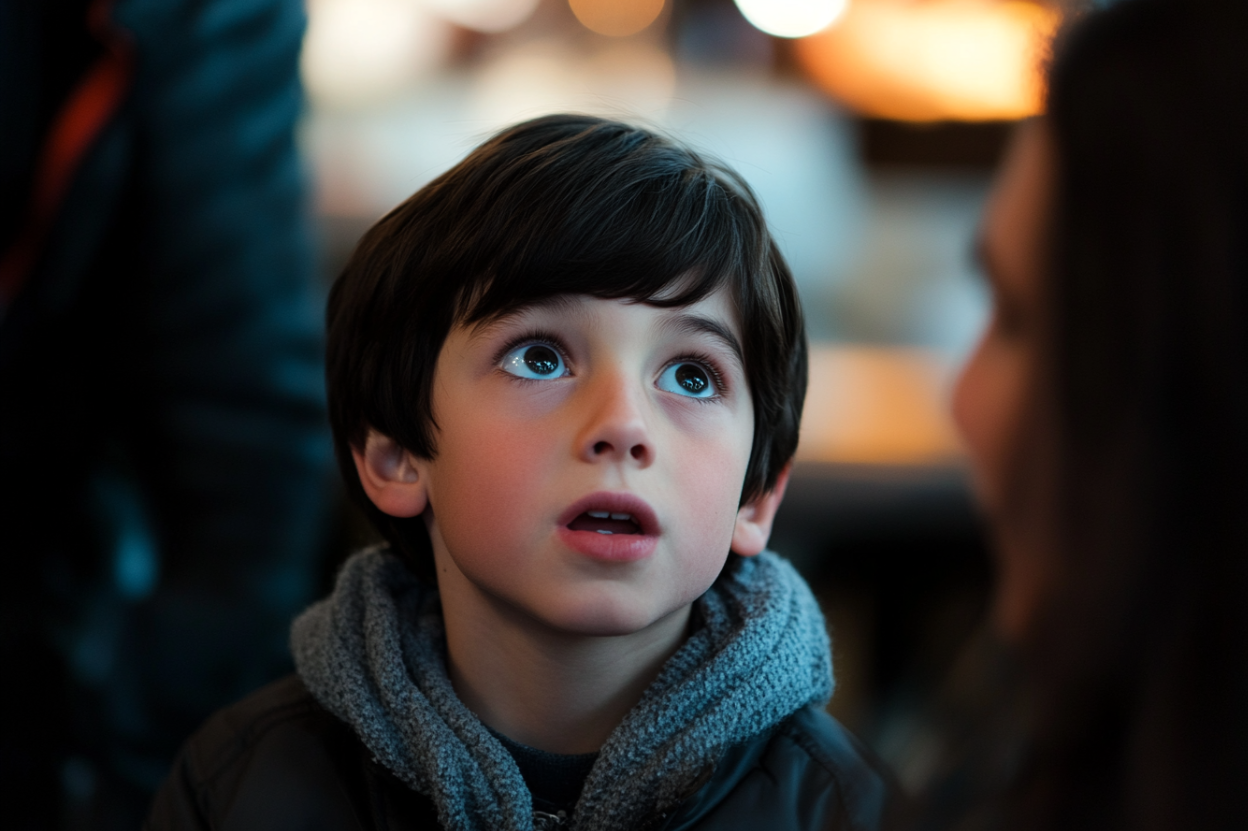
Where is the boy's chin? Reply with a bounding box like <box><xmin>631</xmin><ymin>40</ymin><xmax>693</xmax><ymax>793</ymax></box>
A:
<box><xmin>530</xmin><ymin>595</ymin><xmax>696</xmax><ymax>640</ymax></box>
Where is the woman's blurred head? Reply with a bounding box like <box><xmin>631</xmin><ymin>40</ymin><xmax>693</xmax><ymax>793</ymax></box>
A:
<box><xmin>955</xmin><ymin>0</ymin><xmax>1248</xmax><ymax>826</ymax></box>
<box><xmin>953</xmin><ymin>121</ymin><xmax>1055</xmax><ymax>640</ymax></box>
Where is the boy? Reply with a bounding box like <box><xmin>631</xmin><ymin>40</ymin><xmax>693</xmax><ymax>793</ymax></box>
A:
<box><xmin>147</xmin><ymin>115</ymin><xmax>892</xmax><ymax>831</ymax></box>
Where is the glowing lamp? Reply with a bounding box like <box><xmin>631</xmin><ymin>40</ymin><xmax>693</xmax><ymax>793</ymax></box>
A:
<box><xmin>734</xmin><ymin>0</ymin><xmax>849</xmax><ymax>39</ymax></box>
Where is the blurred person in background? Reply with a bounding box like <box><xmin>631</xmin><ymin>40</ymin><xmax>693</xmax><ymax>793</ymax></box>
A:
<box><xmin>0</xmin><ymin>1</ymin><xmax>334</xmax><ymax>829</ymax></box>
<box><xmin>918</xmin><ymin>0</ymin><xmax>1248</xmax><ymax>828</ymax></box>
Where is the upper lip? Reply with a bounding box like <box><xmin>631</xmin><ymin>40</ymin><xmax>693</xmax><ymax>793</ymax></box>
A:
<box><xmin>558</xmin><ymin>492</ymin><xmax>660</xmax><ymax>536</ymax></box>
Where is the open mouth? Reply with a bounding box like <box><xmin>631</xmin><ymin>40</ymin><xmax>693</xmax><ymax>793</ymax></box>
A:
<box><xmin>566</xmin><ymin>510</ymin><xmax>642</xmax><ymax>535</ymax></box>
<box><xmin>557</xmin><ymin>493</ymin><xmax>659</xmax><ymax>561</ymax></box>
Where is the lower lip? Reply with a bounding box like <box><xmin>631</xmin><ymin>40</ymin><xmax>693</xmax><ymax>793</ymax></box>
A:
<box><xmin>557</xmin><ymin>527</ymin><xmax>657</xmax><ymax>563</ymax></box>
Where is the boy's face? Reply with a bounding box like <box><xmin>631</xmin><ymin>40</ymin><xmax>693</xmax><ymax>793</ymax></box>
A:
<box><xmin>408</xmin><ymin>290</ymin><xmax>767</xmax><ymax>636</ymax></box>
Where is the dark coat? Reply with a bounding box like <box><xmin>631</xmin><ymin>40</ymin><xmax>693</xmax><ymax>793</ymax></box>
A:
<box><xmin>146</xmin><ymin>676</ymin><xmax>896</xmax><ymax>831</ymax></box>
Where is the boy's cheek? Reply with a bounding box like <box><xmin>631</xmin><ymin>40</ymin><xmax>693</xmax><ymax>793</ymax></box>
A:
<box><xmin>670</xmin><ymin>440</ymin><xmax>751</xmax><ymax>540</ymax></box>
<box><xmin>654</xmin><ymin>395</ymin><xmax>747</xmax><ymax>431</ymax></box>
<box><xmin>428</xmin><ymin>390</ymin><xmax>751</xmax><ymax>539</ymax></box>
<box><xmin>431</xmin><ymin>427</ymin><xmax>553</xmax><ymax>524</ymax></box>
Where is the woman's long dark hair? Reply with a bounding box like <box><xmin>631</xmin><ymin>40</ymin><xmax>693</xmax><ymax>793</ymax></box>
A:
<box><xmin>1017</xmin><ymin>0</ymin><xmax>1248</xmax><ymax>827</ymax></box>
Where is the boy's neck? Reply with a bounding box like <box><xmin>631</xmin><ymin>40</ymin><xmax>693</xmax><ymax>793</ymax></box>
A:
<box><xmin>438</xmin><ymin>568</ymin><xmax>692</xmax><ymax>756</ymax></box>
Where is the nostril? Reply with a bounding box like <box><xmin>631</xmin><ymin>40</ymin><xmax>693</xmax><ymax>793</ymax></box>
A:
<box><xmin>630</xmin><ymin>445</ymin><xmax>645</xmax><ymax>460</ymax></box>
<box><xmin>593</xmin><ymin>441</ymin><xmax>611</xmax><ymax>455</ymax></box>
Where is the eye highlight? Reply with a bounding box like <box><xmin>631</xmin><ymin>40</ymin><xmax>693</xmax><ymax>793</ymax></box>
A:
<box><xmin>657</xmin><ymin>361</ymin><xmax>718</xmax><ymax>399</ymax></box>
<box><xmin>501</xmin><ymin>342</ymin><xmax>568</xmax><ymax>379</ymax></box>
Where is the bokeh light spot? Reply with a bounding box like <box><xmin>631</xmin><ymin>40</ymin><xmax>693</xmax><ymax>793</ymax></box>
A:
<box><xmin>302</xmin><ymin>0</ymin><xmax>451</xmax><ymax>106</ymax></box>
<box><xmin>795</xmin><ymin>0</ymin><xmax>1060</xmax><ymax>122</ymax></box>
<box><xmin>424</xmin><ymin>0</ymin><xmax>541</xmax><ymax>33</ymax></box>
<box><xmin>734</xmin><ymin>0</ymin><xmax>848</xmax><ymax>39</ymax></box>
<box><xmin>569</xmin><ymin>0</ymin><xmax>665</xmax><ymax>37</ymax></box>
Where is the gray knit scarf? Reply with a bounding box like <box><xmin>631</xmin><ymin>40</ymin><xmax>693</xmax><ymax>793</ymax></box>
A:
<box><xmin>291</xmin><ymin>548</ymin><xmax>833</xmax><ymax>831</ymax></box>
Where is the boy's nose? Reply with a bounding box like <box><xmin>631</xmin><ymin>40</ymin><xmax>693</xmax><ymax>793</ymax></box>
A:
<box><xmin>576</xmin><ymin>376</ymin><xmax>654</xmax><ymax>467</ymax></box>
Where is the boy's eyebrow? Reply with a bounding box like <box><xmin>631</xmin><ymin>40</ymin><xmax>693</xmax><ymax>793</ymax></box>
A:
<box><xmin>660</xmin><ymin>312</ymin><xmax>745</xmax><ymax>367</ymax></box>
<box><xmin>469</xmin><ymin>301</ymin><xmax>746</xmax><ymax>368</ymax></box>
<box><xmin>466</xmin><ymin>295</ymin><xmax>581</xmax><ymax>340</ymax></box>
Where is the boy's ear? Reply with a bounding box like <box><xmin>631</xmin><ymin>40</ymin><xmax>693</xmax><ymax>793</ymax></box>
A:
<box><xmin>731</xmin><ymin>462</ymin><xmax>793</xmax><ymax>557</ymax></box>
<box><xmin>352</xmin><ymin>430</ymin><xmax>428</xmax><ymax>518</ymax></box>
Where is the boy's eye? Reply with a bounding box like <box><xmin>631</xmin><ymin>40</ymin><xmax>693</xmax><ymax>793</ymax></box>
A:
<box><xmin>657</xmin><ymin>361</ymin><xmax>716</xmax><ymax>398</ymax></box>
<box><xmin>501</xmin><ymin>343</ymin><xmax>567</xmax><ymax>379</ymax></box>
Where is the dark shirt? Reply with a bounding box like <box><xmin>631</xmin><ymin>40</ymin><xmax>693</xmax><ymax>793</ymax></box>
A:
<box><xmin>488</xmin><ymin>728</ymin><xmax>598</xmax><ymax>817</ymax></box>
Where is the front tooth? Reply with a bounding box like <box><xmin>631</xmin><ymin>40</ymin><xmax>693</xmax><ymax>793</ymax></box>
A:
<box><xmin>587</xmin><ymin>510</ymin><xmax>610</xmax><ymax>519</ymax></box>
<box><xmin>596</xmin><ymin>529</ymin><xmax>613</xmax><ymax>535</ymax></box>
<box><xmin>609</xmin><ymin>513</ymin><xmax>632</xmax><ymax>521</ymax></box>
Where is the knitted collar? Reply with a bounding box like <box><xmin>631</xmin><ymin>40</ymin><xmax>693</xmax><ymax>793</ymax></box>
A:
<box><xmin>291</xmin><ymin>548</ymin><xmax>833</xmax><ymax>831</ymax></box>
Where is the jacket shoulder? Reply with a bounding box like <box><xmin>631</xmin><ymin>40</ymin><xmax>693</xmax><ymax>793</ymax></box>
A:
<box><xmin>145</xmin><ymin>675</ymin><xmax>439</xmax><ymax>831</ymax></box>
<box><xmin>675</xmin><ymin>705</ymin><xmax>898</xmax><ymax>831</ymax></box>
<box><xmin>774</xmin><ymin>706</ymin><xmax>898</xmax><ymax>829</ymax></box>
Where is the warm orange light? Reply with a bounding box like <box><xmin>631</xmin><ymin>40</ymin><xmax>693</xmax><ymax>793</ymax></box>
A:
<box><xmin>569</xmin><ymin>0</ymin><xmax>665</xmax><ymax>37</ymax></box>
<box><xmin>797</xmin><ymin>346</ymin><xmax>963</xmax><ymax>466</ymax></box>
<box><xmin>795</xmin><ymin>0</ymin><xmax>1061</xmax><ymax>122</ymax></box>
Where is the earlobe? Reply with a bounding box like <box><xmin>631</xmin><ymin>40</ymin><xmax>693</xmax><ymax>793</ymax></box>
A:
<box><xmin>351</xmin><ymin>430</ymin><xmax>429</xmax><ymax>518</ymax></box>
<box><xmin>731</xmin><ymin>462</ymin><xmax>792</xmax><ymax>557</ymax></box>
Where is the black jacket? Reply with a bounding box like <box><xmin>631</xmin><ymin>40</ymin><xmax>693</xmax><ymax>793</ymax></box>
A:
<box><xmin>147</xmin><ymin>676</ymin><xmax>896</xmax><ymax>831</ymax></box>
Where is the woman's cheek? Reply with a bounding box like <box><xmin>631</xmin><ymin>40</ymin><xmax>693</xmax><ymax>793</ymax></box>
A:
<box><xmin>953</xmin><ymin>331</ymin><xmax>1021</xmax><ymax>513</ymax></box>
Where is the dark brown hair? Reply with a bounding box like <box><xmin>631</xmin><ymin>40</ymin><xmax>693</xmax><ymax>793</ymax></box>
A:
<box><xmin>1014</xmin><ymin>1</ymin><xmax>1248</xmax><ymax>827</ymax></box>
<box><xmin>326</xmin><ymin>114</ymin><xmax>807</xmax><ymax>578</ymax></box>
